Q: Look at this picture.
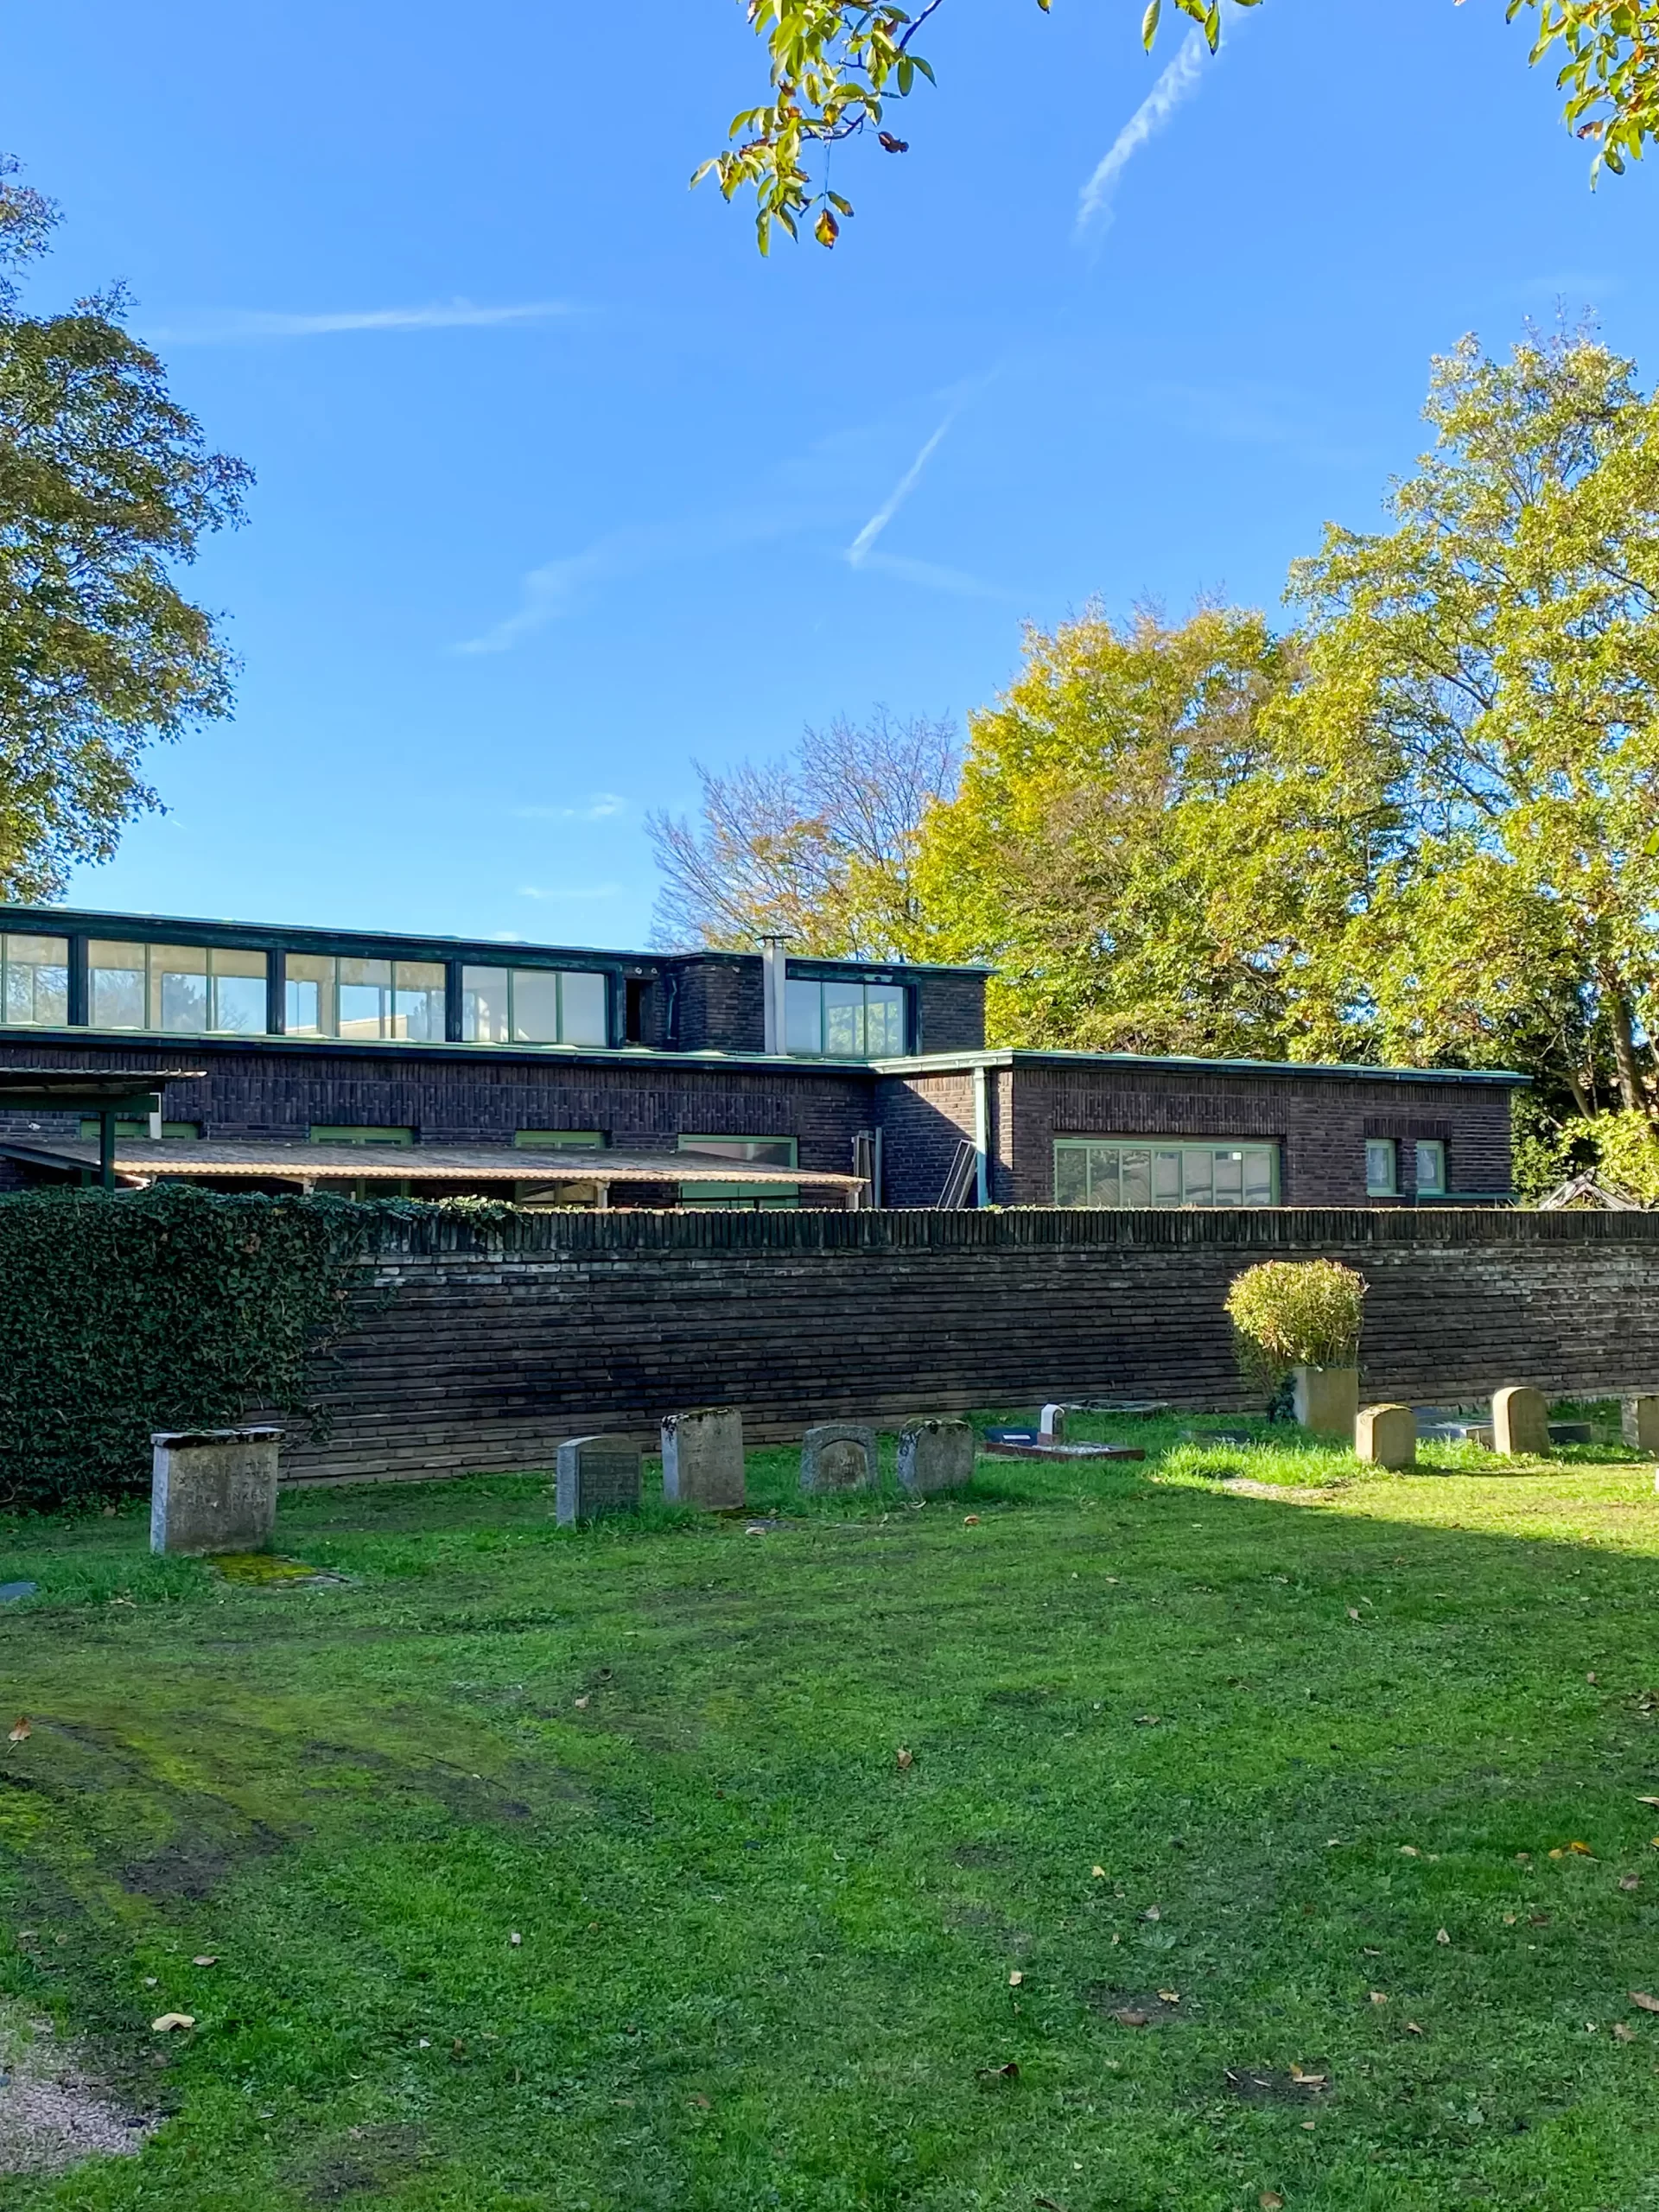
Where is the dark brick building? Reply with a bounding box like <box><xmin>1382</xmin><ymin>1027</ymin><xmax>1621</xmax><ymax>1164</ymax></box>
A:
<box><xmin>0</xmin><ymin>905</ymin><xmax>1523</xmax><ymax>1207</ymax></box>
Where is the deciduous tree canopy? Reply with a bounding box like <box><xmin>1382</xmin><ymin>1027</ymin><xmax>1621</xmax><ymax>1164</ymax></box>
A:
<box><xmin>0</xmin><ymin>163</ymin><xmax>251</xmax><ymax>899</ymax></box>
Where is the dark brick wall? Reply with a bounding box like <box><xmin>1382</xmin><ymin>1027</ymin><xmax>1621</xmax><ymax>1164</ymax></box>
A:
<box><xmin>875</xmin><ymin>1069</ymin><xmax>977</xmax><ymax>1206</ymax></box>
<box><xmin>911</xmin><ymin>970</ymin><xmax>987</xmax><ymax>1054</ymax></box>
<box><xmin>667</xmin><ymin>956</ymin><xmax>766</xmax><ymax>1052</ymax></box>
<box><xmin>1006</xmin><ymin>1062</ymin><xmax>1516</xmax><ymax>1207</ymax></box>
<box><xmin>277</xmin><ymin>1205</ymin><xmax>1659</xmax><ymax>1482</ymax></box>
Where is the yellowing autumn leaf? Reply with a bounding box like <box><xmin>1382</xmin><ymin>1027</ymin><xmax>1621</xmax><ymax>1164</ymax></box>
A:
<box><xmin>895</xmin><ymin>1747</ymin><xmax>913</xmax><ymax>1770</ymax></box>
<box><xmin>1007</xmin><ymin>1970</ymin><xmax>1023</xmax><ymax>1986</ymax></box>
<box><xmin>150</xmin><ymin>2013</ymin><xmax>194</xmax><ymax>2032</ymax></box>
<box><xmin>8</xmin><ymin>1717</ymin><xmax>29</xmax><ymax>1745</ymax></box>
<box><xmin>1630</xmin><ymin>1991</ymin><xmax>1659</xmax><ymax>2013</ymax></box>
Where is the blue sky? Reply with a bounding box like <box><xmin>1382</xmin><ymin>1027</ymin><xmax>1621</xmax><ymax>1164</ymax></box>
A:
<box><xmin>9</xmin><ymin>0</ymin><xmax>1656</xmax><ymax>947</ymax></box>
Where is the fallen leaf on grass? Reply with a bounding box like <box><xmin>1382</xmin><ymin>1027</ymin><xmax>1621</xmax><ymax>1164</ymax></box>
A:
<box><xmin>1261</xmin><ymin>2194</ymin><xmax>1285</xmax><ymax>2209</ymax></box>
<box><xmin>1399</xmin><ymin>1846</ymin><xmax>1420</xmax><ymax>1858</ymax></box>
<box><xmin>1157</xmin><ymin>1989</ymin><xmax>1180</xmax><ymax>2005</ymax></box>
<box><xmin>895</xmin><ymin>1747</ymin><xmax>913</xmax><ymax>1770</ymax></box>
<box><xmin>151</xmin><ymin>2013</ymin><xmax>194</xmax><ymax>2032</ymax></box>
<box><xmin>8</xmin><ymin>1717</ymin><xmax>29</xmax><ymax>1745</ymax></box>
<box><xmin>1637</xmin><ymin>1796</ymin><xmax>1659</xmax><ymax>1808</ymax></box>
<box><xmin>192</xmin><ymin>1955</ymin><xmax>217</xmax><ymax>1967</ymax></box>
<box><xmin>1436</xmin><ymin>1929</ymin><xmax>1451</xmax><ymax>1945</ymax></box>
<box><xmin>1034</xmin><ymin>2199</ymin><xmax>1068</xmax><ymax>2211</ymax></box>
<box><xmin>1112</xmin><ymin>2008</ymin><xmax>1151</xmax><ymax>2028</ymax></box>
<box><xmin>975</xmin><ymin>2061</ymin><xmax>1019</xmax><ymax>2082</ymax></box>
<box><xmin>1346</xmin><ymin>1608</ymin><xmax>1361</xmax><ymax>1622</ymax></box>
<box><xmin>963</xmin><ymin>1516</ymin><xmax>981</xmax><ymax>1527</ymax></box>
<box><xmin>1630</xmin><ymin>1992</ymin><xmax>1659</xmax><ymax>2013</ymax></box>
<box><xmin>510</xmin><ymin>1932</ymin><xmax>522</xmax><ymax>1947</ymax></box>
<box><xmin>1141</xmin><ymin>1904</ymin><xmax>1161</xmax><ymax>1923</ymax></box>
<box><xmin>1503</xmin><ymin>1913</ymin><xmax>1517</xmax><ymax>1925</ymax></box>
<box><xmin>1550</xmin><ymin>1841</ymin><xmax>1595</xmax><ymax>1859</ymax></box>
<box><xmin>1614</xmin><ymin>2023</ymin><xmax>1637</xmax><ymax>2043</ymax></box>
<box><xmin>1134</xmin><ymin>1715</ymin><xmax>1160</xmax><ymax>1726</ymax></box>
<box><xmin>687</xmin><ymin>2093</ymin><xmax>711</xmax><ymax>2108</ymax></box>
<box><xmin>1620</xmin><ymin>1876</ymin><xmax>1641</xmax><ymax>1892</ymax></box>
<box><xmin>1369</xmin><ymin>1991</ymin><xmax>1389</xmax><ymax>2005</ymax></box>
<box><xmin>1091</xmin><ymin>1865</ymin><xmax>1106</xmax><ymax>1878</ymax></box>
<box><xmin>1404</xmin><ymin>2021</ymin><xmax>1424</xmax><ymax>2036</ymax></box>
<box><xmin>1008</xmin><ymin>1970</ymin><xmax>1024</xmax><ymax>1986</ymax></box>
<box><xmin>573</xmin><ymin>1695</ymin><xmax>589</xmax><ymax>1710</ymax></box>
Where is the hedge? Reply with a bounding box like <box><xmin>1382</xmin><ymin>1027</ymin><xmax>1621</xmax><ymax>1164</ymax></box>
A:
<box><xmin>0</xmin><ymin>1182</ymin><xmax>386</xmax><ymax>1512</ymax></box>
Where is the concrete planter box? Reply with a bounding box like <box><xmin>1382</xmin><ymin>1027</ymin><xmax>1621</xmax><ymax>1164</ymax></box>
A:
<box><xmin>1292</xmin><ymin>1366</ymin><xmax>1358</xmax><ymax>1441</ymax></box>
<box><xmin>150</xmin><ymin>1427</ymin><xmax>283</xmax><ymax>1556</ymax></box>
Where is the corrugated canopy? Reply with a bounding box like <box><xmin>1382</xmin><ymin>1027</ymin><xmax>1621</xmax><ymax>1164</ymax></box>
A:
<box><xmin>0</xmin><ymin>1137</ymin><xmax>861</xmax><ymax>1188</ymax></box>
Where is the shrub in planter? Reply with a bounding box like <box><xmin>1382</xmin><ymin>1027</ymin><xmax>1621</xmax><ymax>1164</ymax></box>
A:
<box><xmin>1224</xmin><ymin>1260</ymin><xmax>1366</xmax><ymax>1433</ymax></box>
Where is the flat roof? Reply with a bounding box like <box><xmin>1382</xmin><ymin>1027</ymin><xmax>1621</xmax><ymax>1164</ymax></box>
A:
<box><xmin>874</xmin><ymin>1048</ymin><xmax>1531</xmax><ymax>1089</ymax></box>
<box><xmin>0</xmin><ymin>1138</ymin><xmax>862</xmax><ymax>1187</ymax></box>
<box><xmin>0</xmin><ymin>903</ymin><xmax>987</xmax><ymax>978</ymax></box>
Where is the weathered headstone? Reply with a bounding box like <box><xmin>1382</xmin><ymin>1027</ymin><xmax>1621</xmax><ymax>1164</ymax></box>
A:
<box><xmin>800</xmin><ymin>1423</ymin><xmax>878</xmax><ymax>1494</ymax></box>
<box><xmin>1292</xmin><ymin>1365</ymin><xmax>1359</xmax><ymax>1440</ymax></box>
<box><xmin>1355</xmin><ymin>1402</ymin><xmax>1415</xmax><ymax>1470</ymax></box>
<box><xmin>897</xmin><ymin>1417</ymin><xmax>975</xmax><ymax>1495</ymax></box>
<box><xmin>555</xmin><ymin>1435</ymin><xmax>641</xmax><ymax>1527</ymax></box>
<box><xmin>1491</xmin><ymin>1385</ymin><xmax>1550</xmax><ymax>1458</ymax></box>
<box><xmin>660</xmin><ymin>1408</ymin><xmax>745</xmax><ymax>1510</ymax></box>
<box><xmin>1623</xmin><ymin>1395</ymin><xmax>1659</xmax><ymax>1454</ymax></box>
<box><xmin>150</xmin><ymin>1427</ymin><xmax>282</xmax><ymax>1556</ymax></box>
<box><xmin>1038</xmin><ymin>1403</ymin><xmax>1068</xmax><ymax>1442</ymax></box>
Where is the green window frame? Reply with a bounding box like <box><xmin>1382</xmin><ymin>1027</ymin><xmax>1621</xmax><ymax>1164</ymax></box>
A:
<box><xmin>513</xmin><ymin>1130</ymin><xmax>607</xmax><ymax>1149</ymax></box>
<box><xmin>0</xmin><ymin>933</ymin><xmax>70</xmax><ymax>1027</ymax></box>
<box><xmin>1053</xmin><ymin>1137</ymin><xmax>1279</xmax><ymax>1209</ymax></box>
<box><xmin>459</xmin><ymin>965</ymin><xmax>610</xmax><ymax>1048</ymax></box>
<box><xmin>308</xmin><ymin>1125</ymin><xmax>415</xmax><ymax>1147</ymax></box>
<box><xmin>1414</xmin><ymin>1139</ymin><xmax>1446</xmax><ymax>1197</ymax></box>
<box><xmin>79</xmin><ymin>1119</ymin><xmax>200</xmax><ymax>1141</ymax></box>
<box><xmin>677</xmin><ymin>1134</ymin><xmax>798</xmax><ymax>1210</ymax></box>
<box><xmin>1366</xmin><ymin>1139</ymin><xmax>1398</xmax><ymax>1197</ymax></box>
<box><xmin>784</xmin><ymin>976</ymin><xmax>906</xmax><ymax>1058</ymax></box>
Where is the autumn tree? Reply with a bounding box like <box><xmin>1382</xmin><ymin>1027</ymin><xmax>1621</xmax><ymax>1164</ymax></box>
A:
<box><xmin>704</xmin><ymin>3</ymin><xmax>1659</xmax><ymax>251</ymax></box>
<box><xmin>645</xmin><ymin>708</ymin><xmax>958</xmax><ymax>955</ymax></box>
<box><xmin>912</xmin><ymin>604</ymin><xmax>1377</xmax><ymax>1058</ymax></box>
<box><xmin>1287</xmin><ymin>327</ymin><xmax>1659</xmax><ymax>1127</ymax></box>
<box><xmin>0</xmin><ymin>162</ymin><xmax>250</xmax><ymax>899</ymax></box>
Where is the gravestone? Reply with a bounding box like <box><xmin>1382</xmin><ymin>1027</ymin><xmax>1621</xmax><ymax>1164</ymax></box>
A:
<box><xmin>1292</xmin><ymin>1365</ymin><xmax>1359</xmax><ymax>1440</ymax></box>
<box><xmin>1038</xmin><ymin>1403</ymin><xmax>1068</xmax><ymax>1442</ymax></box>
<box><xmin>1491</xmin><ymin>1386</ymin><xmax>1550</xmax><ymax>1458</ymax></box>
<box><xmin>556</xmin><ymin>1435</ymin><xmax>641</xmax><ymax>1527</ymax></box>
<box><xmin>150</xmin><ymin>1427</ymin><xmax>282</xmax><ymax>1556</ymax></box>
<box><xmin>1355</xmin><ymin>1403</ymin><xmax>1415</xmax><ymax>1470</ymax></box>
<box><xmin>898</xmin><ymin>1417</ymin><xmax>975</xmax><ymax>1496</ymax></box>
<box><xmin>660</xmin><ymin>1408</ymin><xmax>745</xmax><ymax>1510</ymax></box>
<box><xmin>1623</xmin><ymin>1395</ymin><xmax>1659</xmax><ymax>1454</ymax></box>
<box><xmin>800</xmin><ymin>1423</ymin><xmax>879</xmax><ymax>1494</ymax></box>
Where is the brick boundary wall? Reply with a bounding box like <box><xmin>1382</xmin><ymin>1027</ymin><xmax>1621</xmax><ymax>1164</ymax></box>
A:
<box><xmin>277</xmin><ymin>1206</ymin><xmax>1659</xmax><ymax>1485</ymax></box>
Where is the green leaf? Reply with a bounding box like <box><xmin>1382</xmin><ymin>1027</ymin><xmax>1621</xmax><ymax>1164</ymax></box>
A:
<box><xmin>1142</xmin><ymin>0</ymin><xmax>1161</xmax><ymax>50</ymax></box>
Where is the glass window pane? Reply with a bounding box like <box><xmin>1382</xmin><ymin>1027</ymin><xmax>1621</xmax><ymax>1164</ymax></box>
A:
<box><xmin>1053</xmin><ymin>1143</ymin><xmax>1089</xmax><ymax>1206</ymax></box>
<box><xmin>1243</xmin><ymin>1147</ymin><xmax>1275</xmax><ymax>1205</ymax></box>
<box><xmin>89</xmin><ymin>942</ymin><xmax>146</xmax><ymax>1029</ymax></box>
<box><xmin>512</xmin><ymin>969</ymin><xmax>560</xmax><ymax>1043</ymax></box>
<box><xmin>285</xmin><ymin>954</ymin><xmax>334</xmax><ymax>1036</ymax></box>
<box><xmin>392</xmin><ymin>960</ymin><xmax>445</xmax><ymax>1043</ymax></box>
<box><xmin>1415</xmin><ymin>1139</ymin><xmax>1446</xmax><ymax>1195</ymax></box>
<box><xmin>822</xmin><ymin>982</ymin><xmax>864</xmax><ymax>1057</ymax></box>
<box><xmin>338</xmin><ymin>957</ymin><xmax>392</xmax><ymax>1041</ymax></box>
<box><xmin>864</xmin><ymin>987</ymin><xmax>906</xmax><ymax>1055</ymax></box>
<box><xmin>150</xmin><ymin>944</ymin><xmax>208</xmax><ymax>1033</ymax></box>
<box><xmin>1366</xmin><ymin>1139</ymin><xmax>1396</xmax><ymax>1195</ymax></box>
<box><xmin>1087</xmin><ymin>1147</ymin><xmax>1120</xmax><ymax>1206</ymax></box>
<box><xmin>514</xmin><ymin>1129</ymin><xmax>606</xmax><ymax>1149</ymax></box>
<box><xmin>3</xmin><ymin>935</ymin><xmax>68</xmax><ymax>1025</ymax></box>
<box><xmin>679</xmin><ymin>1135</ymin><xmax>797</xmax><ymax>1166</ymax></box>
<box><xmin>1121</xmin><ymin>1148</ymin><xmax>1152</xmax><ymax>1207</ymax></box>
<box><xmin>785</xmin><ymin>978</ymin><xmax>822</xmax><ymax>1054</ymax></box>
<box><xmin>1154</xmin><ymin>1149</ymin><xmax>1183</xmax><ymax>1205</ymax></box>
<box><xmin>559</xmin><ymin>970</ymin><xmax>607</xmax><ymax>1046</ymax></box>
<box><xmin>1183</xmin><ymin>1148</ymin><xmax>1214</xmax><ymax>1205</ymax></box>
<box><xmin>461</xmin><ymin>964</ymin><xmax>510</xmax><ymax>1043</ymax></box>
<box><xmin>1214</xmin><ymin>1149</ymin><xmax>1244</xmax><ymax>1204</ymax></box>
<box><xmin>210</xmin><ymin>947</ymin><xmax>266</xmax><ymax>1034</ymax></box>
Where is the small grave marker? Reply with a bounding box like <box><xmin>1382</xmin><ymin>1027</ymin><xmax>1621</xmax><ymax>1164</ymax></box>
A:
<box><xmin>1491</xmin><ymin>1386</ymin><xmax>1550</xmax><ymax>1458</ymax></box>
<box><xmin>660</xmin><ymin>1408</ymin><xmax>745</xmax><ymax>1510</ymax></box>
<box><xmin>800</xmin><ymin>1423</ymin><xmax>879</xmax><ymax>1494</ymax></box>
<box><xmin>150</xmin><ymin>1427</ymin><xmax>282</xmax><ymax>1557</ymax></box>
<box><xmin>897</xmin><ymin>1417</ymin><xmax>975</xmax><ymax>1495</ymax></box>
<box><xmin>556</xmin><ymin>1436</ymin><xmax>642</xmax><ymax>1526</ymax></box>
<box><xmin>1355</xmin><ymin>1403</ymin><xmax>1415</xmax><ymax>1470</ymax></box>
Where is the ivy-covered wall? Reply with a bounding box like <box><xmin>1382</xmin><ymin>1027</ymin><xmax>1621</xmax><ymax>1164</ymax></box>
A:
<box><xmin>0</xmin><ymin>1184</ymin><xmax>384</xmax><ymax>1511</ymax></box>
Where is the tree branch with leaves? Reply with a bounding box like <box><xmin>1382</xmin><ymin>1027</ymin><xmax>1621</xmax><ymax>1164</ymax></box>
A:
<box><xmin>701</xmin><ymin>1</ymin><xmax>1659</xmax><ymax>250</ymax></box>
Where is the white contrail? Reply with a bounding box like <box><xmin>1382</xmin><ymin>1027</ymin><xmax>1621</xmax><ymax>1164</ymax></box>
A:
<box><xmin>846</xmin><ymin>416</ymin><xmax>954</xmax><ymax>566</ymax></box>
<box><xmin>146</xmin><ymin>301</ymin><xmax>575</xmax><ymax>344</ymax></box>
<box><xmin>1076</xmin><ymin>29</ymin><xmax>1209</xmax><ymax>235</ymax></box>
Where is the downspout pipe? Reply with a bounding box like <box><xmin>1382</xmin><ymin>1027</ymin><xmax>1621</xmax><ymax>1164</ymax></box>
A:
<box><xmin>972</xmin><ymin>1062</ymin><xmax>989</xmax><ymax>1208</ymax></box>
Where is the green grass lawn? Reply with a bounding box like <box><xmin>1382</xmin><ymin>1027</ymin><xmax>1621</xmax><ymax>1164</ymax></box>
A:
<box><xmin>3</xmin><ymin>1414</ymin><xmax>1659</xmax><ymax>2210</ymax></box>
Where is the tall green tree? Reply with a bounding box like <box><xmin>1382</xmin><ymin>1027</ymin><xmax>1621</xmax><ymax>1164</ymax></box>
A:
<box><xmin>1287</xmin><ymin>328</ymin><xmax>1659</xmax><ymax>1124</ymax></box>
<box><xmin>912</xmin><ymin>605</ymin><xmax>1374</xmax><ymax>1057</ymax></box>
<box><xmin>703</xmin><ymin>3</ymin><xmax>1659</xmax><ymax>251</ymax></box>
<box><xmin>0</xmin><ymin>163</ymin><xmax>251</xmax><ymax>899</ymax></box>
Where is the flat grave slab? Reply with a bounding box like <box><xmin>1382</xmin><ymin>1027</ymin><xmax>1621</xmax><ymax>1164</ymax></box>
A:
<box><xmin>982</xmin><ymin>1432</ymin><xmax>1146</xmax><ymax>1462</ymax></box>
